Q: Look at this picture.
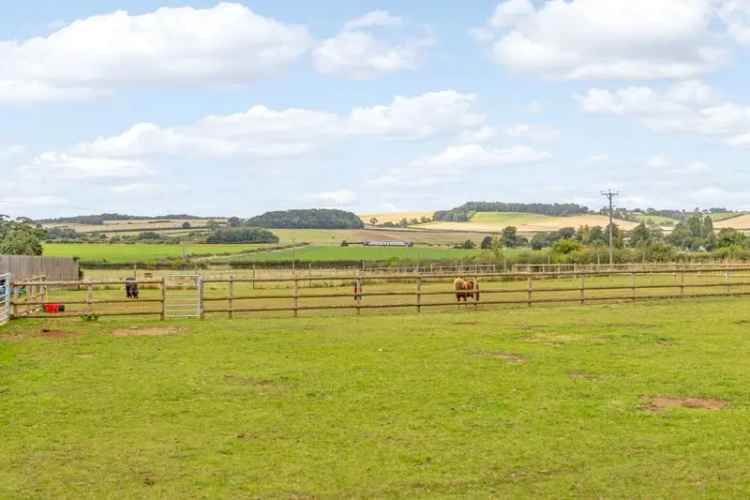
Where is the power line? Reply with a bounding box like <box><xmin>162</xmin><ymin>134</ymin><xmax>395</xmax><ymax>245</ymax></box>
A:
<box><xmin>601</xmin><ymin>190</ymin><xmax>620</xmax><ymax>267</ymax></box>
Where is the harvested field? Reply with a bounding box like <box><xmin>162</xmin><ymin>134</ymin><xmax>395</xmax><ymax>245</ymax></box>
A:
<box><xmin>422</xmin><ymin>213</ymin><xmax>637</xmax><ymax>233</ymax></box>
<box><xmin>359</xmin><ymin>211</ymin><xmax>435</xmax><ymax>224</ymax></box>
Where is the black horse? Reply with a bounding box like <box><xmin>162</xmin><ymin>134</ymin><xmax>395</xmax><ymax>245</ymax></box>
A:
<box><xmin>125</xmin><ymin>278</ymin><xmax>140</xmax><ymax>299</ymax></box>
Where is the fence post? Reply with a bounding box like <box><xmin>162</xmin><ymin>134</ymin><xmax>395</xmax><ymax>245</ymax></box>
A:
<box><xmin>198</xmin><ymin>277</ymin><xmax>205</xmax><ymax>320</ymax></box>
<box><xmin>725</xmin><ymin>270</ymin><xmax>731</xmax><ymax>296</ymax></box>
<box><xmin>86</xmin><ymin>283</ymin><xmax>93</xmax><ymax>314</ymax></box>
<box><xmin>680</xmin><ymin>271</ymin><xmax>685</xmax><ymax>298</ymax></box>
<box><xmin>293</xmin><ymin>277</ymin><xmax>299</xmax><ymax>318</ymax></box>
<box><xmin>527</xmin><ymin>276</ymin><xmax>533</xmax><ymax>307</ymax></box>
<box><xmin>580</xmin><ymin>275</ymin><xmax>585</xmax><ymax>305</ymax></box>
<box><xmin>416</xmin><ymin>274</ymin><xmax>422</xmax><ymax>313</ymax></box>
<box><xmin>631</xmin><ymin>273</ymin><xmax>636</xmax><ymax>302</ymax></box>
<box><xmin>252</xmin><ymin>264</ymin><xmax>256</xmax><ymax>290</ymax></box>
<box><xmin>160</xmin><ymin>277</ymin><xmax>166</xmax><ymax>321</ymax></box>
<box><xmin>228</xmin><ymin>275</ymin><xmax>234</xmax><ymax>319</ymax></box>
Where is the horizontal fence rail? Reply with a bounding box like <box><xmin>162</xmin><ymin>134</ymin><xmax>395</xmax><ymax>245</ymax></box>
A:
<box><xmin>5</xmin><ymin>265</ymin><xmax>750</xmax><ymax>322</ymax></box>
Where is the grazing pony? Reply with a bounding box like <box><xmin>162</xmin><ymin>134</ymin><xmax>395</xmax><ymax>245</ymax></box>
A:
<box><xmin>454</xmin><ymin>277</ymin><xmax>479</xmax><ymax>303</ymax></box>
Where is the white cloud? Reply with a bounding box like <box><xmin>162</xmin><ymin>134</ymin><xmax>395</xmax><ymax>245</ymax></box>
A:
<box><xmin>370</xmin><ymin>143</ymin><xmax>550</xmax><ymax>187</ymax></box>
<box><xmin>308</xmin><ymin>189</ymin><xmax>357</xmax><ymax>206</ymax></box>
<box><xmin>0</xmin><ymin>195</ymin><xmax>69</xmax><ymax>208</ymax></box>
<box><xmin>587</xmin><ymin>154</ymin><xmax>609</xmax><ymax>163</ymax></box>
<box><xmin>580</xmin><ymin>80</ymin><xmax>750</xmax><ymax>147</ymax></box>
<box><xmin>475</xmin><ymin>0</ymin><xmax>727</xmax><ymax>80</ymax></box>
<box><xmin>344</xmin><ymin>11</ymin><xmax>403</xmax><ymax>31</ymax></box>
<box><xmin>647</xmin><ymin>155</ymin><xmax>672</xmax><ymax>168</ymax></box>
<box><xmin>0</xmin><ymin>3</ymin><xmax>312</xmax><ymax>103</ymax></box>
<box><xmin>314</xmin><ymin>11</ymin><xmax>434</xmax><ymax>79</ymax></box>
<box><xmin>69</xmin><ymin>90</ymin><xmax>485</xmax><ymax>161</ymax></box>
<box><xmin>719</xmin><ymin>1</ymin><xmax>750</xmax><ymax>45</ymax></box>
<box><xmin>505</xmin><ymin>123</ymin><xmax>561</xmax><ymax>142</ymax></box>
<box><xmin>21</xmin><ymin>153</ymin><xmax>151</xmax><ymax>180</ymax></box>
<box><xmin>526</xmin><ymin>100</ymin><xmax>543</xmax><ymax>114</ymax></box>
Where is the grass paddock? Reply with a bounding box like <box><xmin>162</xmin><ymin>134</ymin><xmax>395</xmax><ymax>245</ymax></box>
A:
<box><xmin>3</xmin><ymin>298</ymin><xmax>750</xmax><ymax>498</ymax></box>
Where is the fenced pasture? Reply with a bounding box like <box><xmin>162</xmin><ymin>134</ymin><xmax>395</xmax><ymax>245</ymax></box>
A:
<box><xmin>43</xmin><ymin>242</ymin><xmax>277</xmax><ymax>263</ymax></box>
<box><xmin>9</xmin><ymin>266</ymin><xmax>750</xmax><ymax>321</ymax></box>
<box><xmin>4</xmin><ymin>299</ymin><xmax>750</xmax><ymax>497</ymax></box>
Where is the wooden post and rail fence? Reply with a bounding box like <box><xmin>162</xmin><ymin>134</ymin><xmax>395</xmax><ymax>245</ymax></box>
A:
<box><xmin>5</xmin><ymin>266</ymin><xmax>750</xmax><ymax>322</ymax></box>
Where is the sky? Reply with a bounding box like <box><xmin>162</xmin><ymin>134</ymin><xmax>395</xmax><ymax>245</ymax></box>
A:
<box><xmin>1</xmin><ymin>0</ymin><xmax>750</xmax><ymax>219</ymax></box>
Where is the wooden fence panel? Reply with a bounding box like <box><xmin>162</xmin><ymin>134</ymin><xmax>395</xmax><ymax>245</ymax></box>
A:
<box><xmin>0</xmin><ymin>255</ymin><xmax>79</xmax><ymax>282</ymax></box>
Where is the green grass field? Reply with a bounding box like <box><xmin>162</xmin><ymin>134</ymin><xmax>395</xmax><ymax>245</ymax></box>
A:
<box><xmin>630</xmin><ymin>213</ymin><xmax>678</xmax><ymax>225</ymax></box>
<box><xmin>223</xmin><ymin>245</ymin><xmax>484</xmax><ymax>263</ymax></box>
<box><xmin>470</xmin><ymin>211</ymin><xmax>554</xmax><ymax>225</ymax></box>
<box><xmin>3</xmin><ymin>298</ymin><xmax>750</xmax><ymax>497</ymax></box>
<box><xmin>43</xmin><ymin>243</ymin><xmax>272</xmax><ymax>263</ymax></box>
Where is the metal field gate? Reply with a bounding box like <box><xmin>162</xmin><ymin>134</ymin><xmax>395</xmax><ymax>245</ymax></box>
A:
<box><xmin>0</xmin><ymin>273</ymin><xmax>10</xmax><ymax>325</ymax></box>
<box><xmin>164</xmin><ymin>274</ymin><xmax>203</xmax><ymax>319</ymax></box>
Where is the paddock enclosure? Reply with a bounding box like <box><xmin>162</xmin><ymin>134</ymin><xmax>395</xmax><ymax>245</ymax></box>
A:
<box><xmin>7</xmin><ymin>265</ymin><xmax>750</xmax><ymax>321</ymax></box>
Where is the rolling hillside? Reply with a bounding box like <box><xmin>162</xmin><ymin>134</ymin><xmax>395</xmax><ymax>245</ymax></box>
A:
<box><xmin>418</xmin><ymin>212</ymin><xmax>637</xmax><ymax>233</ymax></box>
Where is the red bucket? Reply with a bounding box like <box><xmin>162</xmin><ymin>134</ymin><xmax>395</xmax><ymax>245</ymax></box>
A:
<box><xmin>44</xmin><ymin>304</ymin><xmax>61</xmax><ymax>313</ymax></box>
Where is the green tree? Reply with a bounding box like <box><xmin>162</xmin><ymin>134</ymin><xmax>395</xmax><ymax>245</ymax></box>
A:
<box><xmin>480</xmin><ymin>236</ymin><xmax>494</xmax><ymax>250</ymax></box>
<box><xmin>501</xmin><ymin>226</ymin><xmax>519</xmax><ymax>248</ymax></box>
<box><xmin>552</xmin><ymin>239</ymin><xmax>582</xmax><ymax>255</ymax></box>
<box><xmin>0</xmin><ymin>217</ymin><xmax>44</xmax><ymax>255</ymax></box>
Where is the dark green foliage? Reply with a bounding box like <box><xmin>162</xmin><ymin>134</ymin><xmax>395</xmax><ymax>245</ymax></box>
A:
<box><xmin>0</xmin><ymin>217</ymin><xmax>44</xmax><ymax>255</ymax></box>
<box><xmin>501</xmin><ymin>226</ymin><xmax>527</xmax><ymax>248</ymax></box>
<box><xmin>137</xmin><ymin>232</ymin><xmax>163</xmax><ymax>241</ymax></box>
<box><xmin>45</xmin><ymin>227</ymin><xmax>80</xmax><ymax>240</ymax></box>
<box><xmin>434</xmin><ymin>202</ymin><xmax>589</xmax><ymax>222</ymax></box>
<box><xmin>717</xmin><ymin>228</ymin><xmax>746</xmax><ymax>248</ymax></box>
<box><xmin>480</xmin><ymin>236</ymin><xmax>494</xmax><ymax>250</ymax></box>
<box><xmin>206</xmin><ymin>228</ymin><xmax>279</xmax><ymax>244</ymax></box>
<box><xmin>668</xmin><ymin>213</ymin><xmax>717</xmax><ymax>251</ymax></box>
<box><xmin>35</xmin><ymin>213</ymin><xmax>204</xmax><ymax>225</ymax></box>
<box><xmin>246</xmin><ymin>209</ymin><xmax>364</xmax><ymax>229</ymax></box>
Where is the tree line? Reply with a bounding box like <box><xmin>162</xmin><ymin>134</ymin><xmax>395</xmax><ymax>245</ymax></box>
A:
<box><xmin>434</xmin><ymin>202</ymin><xmax>590</xmax><ymax>222</ymax></box>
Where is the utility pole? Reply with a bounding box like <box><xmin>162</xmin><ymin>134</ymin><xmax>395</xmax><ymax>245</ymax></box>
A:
<box><xmin>601</xmin><ymin>190</ymin><xmax>619</xmax><ymax>268</ymax></box>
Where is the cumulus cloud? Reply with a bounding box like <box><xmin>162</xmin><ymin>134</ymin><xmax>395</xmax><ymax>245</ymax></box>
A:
<box><xmin>0</xmin><ymin>3</ymin><xmax>312</xmax><ymax>103</ymax></box>
<box><xmin>68</xmin><ymin>90</ymin><xmax>485</xmax><ymax>162</ymax></box>
<box><xmin>580</xmin><ymin>80</ymin><xmax>750</xmax><ymax>147</ymax></box>
<box><xmin>369</xmin><ymin>143</ymin><xmax>550</xmax><ymax>187</ymax></box>
<box><xmin>21</xmin><ymin>153</ymin><xmax>151</xmax><ymax>180</ymax></box>
<box><xmin>314</xmin><ymin>10</ymin><xmax>434</xmax><ymax>79</ymax></box>
<box><xmin>505</xmin><ymin>124</ymin><xmax>561</xmax><ymax>142</ymax></box>
<box><xmin>24</xmin><ymin>91</ymin><xmax>487</xmax><ymax>179</ymax></box>
<box><xmin>474</xmin><ymin>0</ymin><xmax>728</xmax><ymax>80</ymax></box>
<box><xmin>308</xmin><ymin>189</ymin><xmax>357</xmax><ymax>207</ymax></box>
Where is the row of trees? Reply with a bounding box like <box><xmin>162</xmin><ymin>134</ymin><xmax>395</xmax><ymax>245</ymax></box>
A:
<box><xmin>435</xmin><ymin>202</ymin><xmax>590</xmax><ymax>222</ymax></box>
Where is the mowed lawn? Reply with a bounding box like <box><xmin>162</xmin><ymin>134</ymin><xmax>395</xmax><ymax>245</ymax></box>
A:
<box><xmin>43</xmin><ymin>243</ymin><xmax>271</xmax><ymax>263</ymax></box>
<box><xmin>226</xmin><ymin>245</ymin><xmax>483</xmax><ymax>262</ymax></box>
<box><xmin>3</xmin><ymin>299</ymin><xmax>750</xmax><ymax>497</ymax></box>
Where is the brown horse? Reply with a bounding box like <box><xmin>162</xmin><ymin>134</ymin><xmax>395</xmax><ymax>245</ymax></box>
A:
<box><xmin>454</xmin><ymin>277</ymin><xmax>479</xmax><ymax>302</ymax></box>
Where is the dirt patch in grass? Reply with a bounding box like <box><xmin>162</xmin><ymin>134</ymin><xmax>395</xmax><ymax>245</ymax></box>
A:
<box><xmin>112</xmin><ymin>327</ymin><xmax>182</xmax><ymax>337</ymax></box>
<box><xmin>39</xmin><ymin>329</ymin><xmax>82</xmax><ymax>339</ymax></box>
<box><xmin>641</xmin><ymin>395</ymin><xmax>727</xmax><ymax>412</ymax></box>
<box><xmin>569</xmin><ymin>372</ymin><xmax>598</xmax><ymax>381</ymax></box>
<box><xmin>475</xmin><ymin>352</ymin><xmax>527</xmax><ymax>364</ymax></box>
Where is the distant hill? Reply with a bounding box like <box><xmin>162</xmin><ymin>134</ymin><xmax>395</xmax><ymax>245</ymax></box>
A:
<box><xmin>246</xmin><ymin>209</ymin><xmax>364</xmax><ymax>229</ymax></box>
<box><xmin>434</xmin><ymin>202</ymin><xmax>590</xmax><ymax>222</ymax></box>
<box><xmin>36</xmin><ymin>213</ymin><xmax>209</xmax><ymax>225</ymax></box>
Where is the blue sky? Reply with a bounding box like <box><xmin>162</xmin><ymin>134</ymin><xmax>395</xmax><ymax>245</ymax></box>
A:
<box><xmin>2</xmin><ymin>0</ymin><xmax>750</xmax><ymax>218</ymax></box>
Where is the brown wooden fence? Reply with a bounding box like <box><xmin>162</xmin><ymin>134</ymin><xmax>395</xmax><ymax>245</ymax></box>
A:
<box><xmin>7</xmin><ymin>266</ymin><xmax>750</xmax><ymax>321</ymax></box>
<box><xmin>0</xmin><ymin>255</ymin><xmax>79</xmax><ymax>281</ymax></box>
